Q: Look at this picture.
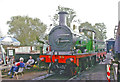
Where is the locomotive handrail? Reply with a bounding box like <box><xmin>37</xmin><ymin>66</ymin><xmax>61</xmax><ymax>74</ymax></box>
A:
<box><xmin>58</xmin><ymin>34</ymin><xmax>70</xmax><ymax>36</ymax></box>
<box><xmin>74</xmin><ymin>52</ymin><xmax>98</xmax><ymax>55</ymax></box>
<box><xmin>57</xmin><ymin>40</ymin><xmax>70</xmax><ymax>43</ymax></box>
<box><xmin>74</xmin><ymin>53</ymin><xmax>89</xmax><ymax>55</ymax></box>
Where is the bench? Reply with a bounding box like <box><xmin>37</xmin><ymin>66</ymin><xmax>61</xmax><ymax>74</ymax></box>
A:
<box><xmin>0</xmin><ymin>65</ymin><xmax>12</xmax><ymax>78</ymax></box>
<box><xmin>14</xmin><ymin>67</ymin><xmax>24</xmax><ymax>79</ymax></box>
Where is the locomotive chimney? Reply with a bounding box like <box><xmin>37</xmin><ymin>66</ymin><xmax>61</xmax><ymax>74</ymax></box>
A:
<box><xmin>58</xmin><ymin>12</ymin><xmax>68</xmax><ymax>26</ymax></box>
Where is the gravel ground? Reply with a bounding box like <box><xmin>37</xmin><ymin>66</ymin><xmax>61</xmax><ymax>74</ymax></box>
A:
<box><xmin>75</xmin><ymin>64</ymin><xmax>108</xmax><ymax>80</ymax></box>
<box><xmin>74</xmin><ymin>53</ymin><xmax>114</xmax><ymax>80</ymax></box>
<box><xmin>2</xmin><ymin>70</ymin><xmax>48</xmax><ymax>80</ymax></box>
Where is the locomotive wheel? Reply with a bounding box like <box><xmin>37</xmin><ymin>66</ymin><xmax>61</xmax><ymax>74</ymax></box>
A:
<box><xmin>64</xmin><ymin>62</ymin><xmax>77</xmax><ymax>76</ymax></box>
<box><xmin>97</xmin><ymin>57</ymin><xmax>100</xmax><ymax>63</ymax></box>
<box><xmin>91</xmin><ymin>56</ymin><xmax>94</xmax><ymax>66</ymax></box>
<box><xmin>48</xmin><ymin>63</ymin><xmax>52</xmax><ymax>74</ymax></box>
<box><xmin>100</xmin><ymin>57</ymin><xmax>103</xmax><ymax>62</ymax></box>
<box><xmin>88</xmin><ymin>57</ymin><xmax>91</xmax><ymax>68</ymax></box>
<box><xmin>103</xmin><ymin>55</ymin><xmax>106</xmax><ymax>59</ymax></box>
<box><xmin>39</xmin><ymin>61</ymin><xmax>48</xmax><ymax>70</ymax></box>
<box><xmin>76</xmin><ymin>66</ymin><xmax>80</xmax><ymax>74</ymax></box>
<box><xmin>51</xmin><ymin>63</ymin><xmax>60</xmax><ymax>74</ymax></box>
<box><xmin>67</xmin><ymin>65</ymin><xmax>76</xmax><ymax>76</ymax></box>
<box><xmin>93</xmin><ymin>55</ymin><xmax>96</xmax><ymax>65</ymax></box>
<box><xmin>80</xmin><ymin>59</ymin><xmax>84</xmax><ymax>72</ymax></box>
<box><xmin>79</xmin><ymin>60</ymin><xmax>82</xmax><ymax>72</ymax></box>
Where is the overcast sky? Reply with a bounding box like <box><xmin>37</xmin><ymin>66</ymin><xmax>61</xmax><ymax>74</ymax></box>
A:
<box><xmin>0</xmin><ymin>0</ymin><xmax>119</xmax><ymax>40</ymax></box>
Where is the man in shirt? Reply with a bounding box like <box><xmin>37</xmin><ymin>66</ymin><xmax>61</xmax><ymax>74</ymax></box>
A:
<box><xmin>25</xmin><ymin>56</ymin><xmax>34</xmax><ymax>69</ymax></box>
<box><xmin>8</xmin><ymin>57</ymin><xmax>25</xmax><ymax>78</ymax></box>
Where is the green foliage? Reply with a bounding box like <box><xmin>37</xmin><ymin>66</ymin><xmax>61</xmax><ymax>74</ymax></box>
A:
<box><xmin>79</xmin><ymin>22</ymin><xmax>107</xmax><ymax>40</ymax></box>
<box><xmin>93</xmin><ymin>23</ymin><xmax>107</xmax><ymax>40</ymax></box>
<box><xmin>7</xmin><ymin>16</ymin><xmax>47</xmax><ymax>45</ymax></box>
<box><xmin>51</xmin><ymin>6</ymin><xmax>76</xmax><ymax>27</ymax></box>
<box><xmin>79</xmin><ymin>22</ymin><xmax>94</xmax><ymax>39</ymax></box>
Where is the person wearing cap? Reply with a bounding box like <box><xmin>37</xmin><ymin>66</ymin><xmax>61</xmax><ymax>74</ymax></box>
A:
<box><xmin>8</xmin><ymin>57</ymin><xmax>25</xmax><ymax>78</ymax></box>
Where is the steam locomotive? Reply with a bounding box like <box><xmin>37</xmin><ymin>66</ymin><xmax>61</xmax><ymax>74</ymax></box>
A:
<box><xmin>39</xmin><ymin>12</ymin><xmax>106</xmax><ymax>75</ymax></box>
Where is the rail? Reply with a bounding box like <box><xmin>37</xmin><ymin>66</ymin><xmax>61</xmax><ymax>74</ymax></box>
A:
<box><xmin>32</xmin><ymin>74</ymin><xmax>53</xmax><ymax>80</ymax></box>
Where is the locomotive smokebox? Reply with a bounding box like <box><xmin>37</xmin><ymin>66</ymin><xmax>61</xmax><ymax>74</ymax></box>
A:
<box><xmin>58</xmin><ymin>12</ymin><xmax>68</xmax><ymax>26</ymax></box>
<box><xmin>49</xmin><ymin>11</ymin><xmax>73</xmax><ymax>51</ymax></box>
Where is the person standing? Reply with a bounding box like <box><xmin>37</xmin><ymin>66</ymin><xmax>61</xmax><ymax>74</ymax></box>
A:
<box><xmin>10</xmin><ymin>56</ymin><xmax>15</xmax><ymax>65</ymax></box>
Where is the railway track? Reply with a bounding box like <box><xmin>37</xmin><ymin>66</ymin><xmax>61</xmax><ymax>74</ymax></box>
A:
<box><xmin>32</xmin><ymin>73</ymin><xmax>54</xmax><ymax>80</ymax></box>
<box><xmin>32</xmin><ymin>72</ymin><xmax>78</xmax><ymax>80</ymax></box>
<box><xmin>32</xmin><ymin>73</ymin><xmax>72</xmax><ymax>80</ymax></box>
<box><xmin>32</xmin><ymin>64</ymin><xmax>97</xmax><ymax>80</ymax></box>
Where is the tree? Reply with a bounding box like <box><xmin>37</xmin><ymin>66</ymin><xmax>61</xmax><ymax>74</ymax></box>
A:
<box><xmin>79</xmin><ymin>22</ymin><xmax>107</xmax><ymax>40</ymax></box>
<box><xmin>7</xmin><ymin>16</ymin><xmax>47</xmax><ymax>45</ymax></box>
<box><xmin>93</xmin><ymin>23</ymin><xmax>107</xmax><ymax>40</ymax></box>
<box><xmin>51</xmin><ymin>6</ymin><xmax>76</xmax><ymax>27</ymax></box>
<box><xmin>79</xmin><ymin>22</ymin><xmax>94</xmax><ymax>38</ymax></box>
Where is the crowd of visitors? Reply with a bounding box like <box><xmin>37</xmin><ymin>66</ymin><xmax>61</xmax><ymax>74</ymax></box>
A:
<box><xmin>6</xmin><ymin>56</ymin><xmax>35</xmax><ymax>78</ymax></box>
